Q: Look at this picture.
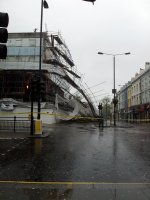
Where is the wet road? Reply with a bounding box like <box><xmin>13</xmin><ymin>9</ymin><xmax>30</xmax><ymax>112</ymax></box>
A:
<box><xmin>0</xmin><ymin>122</ymin><xmax>150</xmax><ymax>199</ymax></box>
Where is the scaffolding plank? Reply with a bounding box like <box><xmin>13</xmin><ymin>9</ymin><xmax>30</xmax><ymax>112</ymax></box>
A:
<box><xmin>53</xmin><ymin>35</ymin><xmax>63</xmax><ymax>45</ymax></box>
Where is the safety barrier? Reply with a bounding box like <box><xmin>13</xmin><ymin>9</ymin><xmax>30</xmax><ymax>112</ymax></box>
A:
<box><xmin>0</xmin><ymin>111</ymin><xmax>99</xmax><ymax>120</ymax></box>
<box><xmin>0</xmin><ymin>116</ymin><xmax>31</xmax><ymax>133</ymax></box>
<box><xmin>0</xmin><ymin>112</ymin><xmax>149</xmax><ymax>131</ymax></box>
<box><xmin>119</xmin><ymin>118</ymin><xmax>150</xmax><ymax>123</ymax></box>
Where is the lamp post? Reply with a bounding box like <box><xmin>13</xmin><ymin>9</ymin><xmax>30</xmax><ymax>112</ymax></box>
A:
<box><xmin>37</xmin><ymin>0</ymin><xmax>49</xmax><ymax>120</ymax></box>
<box><xmin>82</xmin><ymin>0</ymin><xmax>96</xmax><ymax>4</ymax></box>
<box><xmin>97</xmin><ymin>51</ymin><xmax>130</xmax><ymax>126</ymax></box>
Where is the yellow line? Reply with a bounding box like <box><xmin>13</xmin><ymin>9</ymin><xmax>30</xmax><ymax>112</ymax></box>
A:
<box><xmin>0</xmin><ymin>111</ymin><xmax>150</xmax><ymax>121</ymax></box>
<box><xmin>0</xmin><ymin>112</ymin><xmax>99</xmax><ymax>120</ymax></box>
<box><xmin>0</xmin><ymin>180</ymin><xmax>150</xmax><ymax>185</ymax></box>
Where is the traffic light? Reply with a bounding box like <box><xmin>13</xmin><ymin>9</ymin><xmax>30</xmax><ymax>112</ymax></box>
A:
<box><xmin>29</xmin><ymin>75</ymin><xmax>46</xmax><ymax>101</ymax></box>
<box><xmin>40</xmin><ymin>81</ymin><xmax>45</xmax><ymax>97</ymax></box>
<box><xmin>98</xmin><ymin>103</ymin><xmax>102</xmax><ymax>110</ymax></box>
<box><xmin>31</xmin><ymin>78</ymin><xmax>38</xmax><ymax>95</ymax></box>
<box><xmin>23</xmin><ymin>82</ymin><xmax>31</xmax><ymax>101</ymax></box>
<box><xmin>38</xmin><ymin>80</ymin><xmax>46</xmax><ymax>101</ymax></box>
<box><xmin>30</xmin><ymin>77</ymin><xmax>39</xmax><ymax>101</ymax></box>
<box><xmin>0</xmin><ymin>12</ymin><xmax>9</xmax><ymax>59</ymax></box>
<box><xmin>112</xmin><ymin>98</ymin><xmax>118</xmax><ymax>105</ymax></box>
<box><xmin>25</xmin><ymin>84</ymin><xmax>30</xmax><ymax>92</ymax></box>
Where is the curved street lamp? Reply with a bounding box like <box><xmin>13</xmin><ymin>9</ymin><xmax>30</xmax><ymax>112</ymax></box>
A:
<box><xmin>97</xmin><ymin>51</ymin><xmax>131</xmax><ymax>126</ymax></box>
<box><xmin>82</xmin><ymin>0</ymin><xmax>96</xmax><ymax>4</ymax></box>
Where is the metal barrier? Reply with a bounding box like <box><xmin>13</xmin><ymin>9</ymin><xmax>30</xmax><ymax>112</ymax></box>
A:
<box><xmin>0</xmin><ymin>116</ymin><xmax>32</xmax><ymax>133</ymax></box>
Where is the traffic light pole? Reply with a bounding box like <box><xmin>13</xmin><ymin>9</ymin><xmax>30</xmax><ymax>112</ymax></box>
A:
<box><xmin>30</xmin><ymin>81</ymin><xmax>34</xmax><ymax>135</ymax></box>
<box><xmin>37</xmin><ymin>0</ymin><xmax>44</xmax><ymax>120</ymax></box>
<box><xmin>113</xmin><ymin>56</ymin><xmax>116</xmax><ymax>126</ymax></box>
<box><xmin>98</xmin><ymin>103</ymin><xmax>103</xmax><ymax>127</ymax></box>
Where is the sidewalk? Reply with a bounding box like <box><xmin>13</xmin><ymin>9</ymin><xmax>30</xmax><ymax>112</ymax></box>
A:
<box><xmin>0</xmin><ymin>129</ymin><xmax>50</xmax><ymax>139</ymax></box>
<box><xmin>98</xmin><ymin>121</ymin><xmax>134</xmax><ymax>128</ymax></box>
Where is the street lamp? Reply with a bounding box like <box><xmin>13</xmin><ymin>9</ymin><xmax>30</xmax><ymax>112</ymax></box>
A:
<box><xmin>82</xmin><ymin>0</ymin><xmax>96</xmax><ymax>4</ymax></box>
<box><xmin>37</xmin><ymin>0</ymin><xmax>49</xmax><ymax>120</ymax></box>
<box><xmin>97</xmin><ymin>51</ymin><xmax>130</xmax><ymax>126</ymax></box>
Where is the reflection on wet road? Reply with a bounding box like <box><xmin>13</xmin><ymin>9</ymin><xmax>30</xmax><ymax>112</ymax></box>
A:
<box><xmin>0</xmin><ymin>122</ymin><xmax>150</xmax><ymax>199</ymax></box>
<box><xmin>1</xmin><ymin>181</ymin><xmax>150</xmax><ymax>200</ymax></box>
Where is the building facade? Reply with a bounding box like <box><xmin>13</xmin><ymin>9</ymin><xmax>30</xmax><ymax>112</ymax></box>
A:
<box><xmin>117</xmin><ymin>62</ymin><xmax>150</xmax><ymax>121</ymax></box>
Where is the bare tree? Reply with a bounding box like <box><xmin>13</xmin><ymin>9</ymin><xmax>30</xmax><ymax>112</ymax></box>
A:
<box><xmin>100</xmin><ymin>96</ymin><xmax>111</xmax><ymax>121</ymax></box>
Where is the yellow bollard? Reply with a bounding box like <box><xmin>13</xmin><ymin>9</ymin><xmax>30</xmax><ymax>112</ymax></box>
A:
<box><xmin>35</xmin><ymin>119</ymin><xmax>42</xmax><ymax>135</ymax></box>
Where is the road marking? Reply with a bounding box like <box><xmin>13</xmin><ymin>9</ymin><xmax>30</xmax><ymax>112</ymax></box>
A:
<box><xmin>0</xmin><ymin>181</ymin><xmax>150</xmax><ymax>185</ymax></box>
<box><xmin>0</xmin><ymin>138</ymin><xmax>25</xmax><ymax>140</ymax></box>
<box><xmin>0</xmin><ymin>139</ymin><xmax>28</xmax><ymax>157</ymax></box>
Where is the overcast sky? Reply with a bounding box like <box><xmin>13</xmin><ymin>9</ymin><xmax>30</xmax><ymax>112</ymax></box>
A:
<box><xmin>1</xmin><ymin>0</ymin><xmax>150</xmax><ymax>104</ymax></box>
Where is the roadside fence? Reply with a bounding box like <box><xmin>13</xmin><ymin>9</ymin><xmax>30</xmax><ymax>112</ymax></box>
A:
<box><xmin>0</xmin><ymin>116</ymin><xmax>32</xmax><ymax>133</ymax></box>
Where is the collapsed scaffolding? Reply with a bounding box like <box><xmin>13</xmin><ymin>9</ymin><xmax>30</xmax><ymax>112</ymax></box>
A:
<box><xmin>0</xmin><ymin>31</ymin><xmax>97</xmax><ymax>117</ymax></box>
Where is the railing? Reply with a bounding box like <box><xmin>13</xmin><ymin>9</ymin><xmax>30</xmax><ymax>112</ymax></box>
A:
<box><xmin>0</xmin><ymin>116</ymin><xmax>32</xmax><ymax>133</ymax></box>
<box><xmin>119</xmin><ymin>118</ymin><xmax>150</xmax><ymax>123</ymax></box>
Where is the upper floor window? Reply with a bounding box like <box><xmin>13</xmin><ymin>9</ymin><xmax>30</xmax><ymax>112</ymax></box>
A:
<box><xmin>29</xmin><ymin>39</ymin><xmax>36</xmax><ymax>47</ymax></box>
<box><xmin>16</xmin><ymin>39</ymin><xmax>22</xmax><ymax>46</ymax></box>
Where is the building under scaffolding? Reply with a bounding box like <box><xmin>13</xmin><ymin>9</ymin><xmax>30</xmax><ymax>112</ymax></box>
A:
<box><xmin>0</xmin><ymin>31</ymin><xmax>97</xmax><ymax>123</ymax></box>
<box><xmin>0</xmin><ymin>32</ymin><xmax>72</xmax><ymax>101</ymax></box>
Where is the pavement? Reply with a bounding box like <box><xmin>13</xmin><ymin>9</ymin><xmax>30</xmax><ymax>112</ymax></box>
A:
<box><xmin>0</xmin><ymin>129</ymin><xmax>50</xmax><ymax>139</ymax></box>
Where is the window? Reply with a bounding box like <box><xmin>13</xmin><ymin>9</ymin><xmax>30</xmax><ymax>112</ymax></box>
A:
<box><xmin>29</xmin><ymin>39</ymin><xmax>36</xmax><ymax>47</ymax></box>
